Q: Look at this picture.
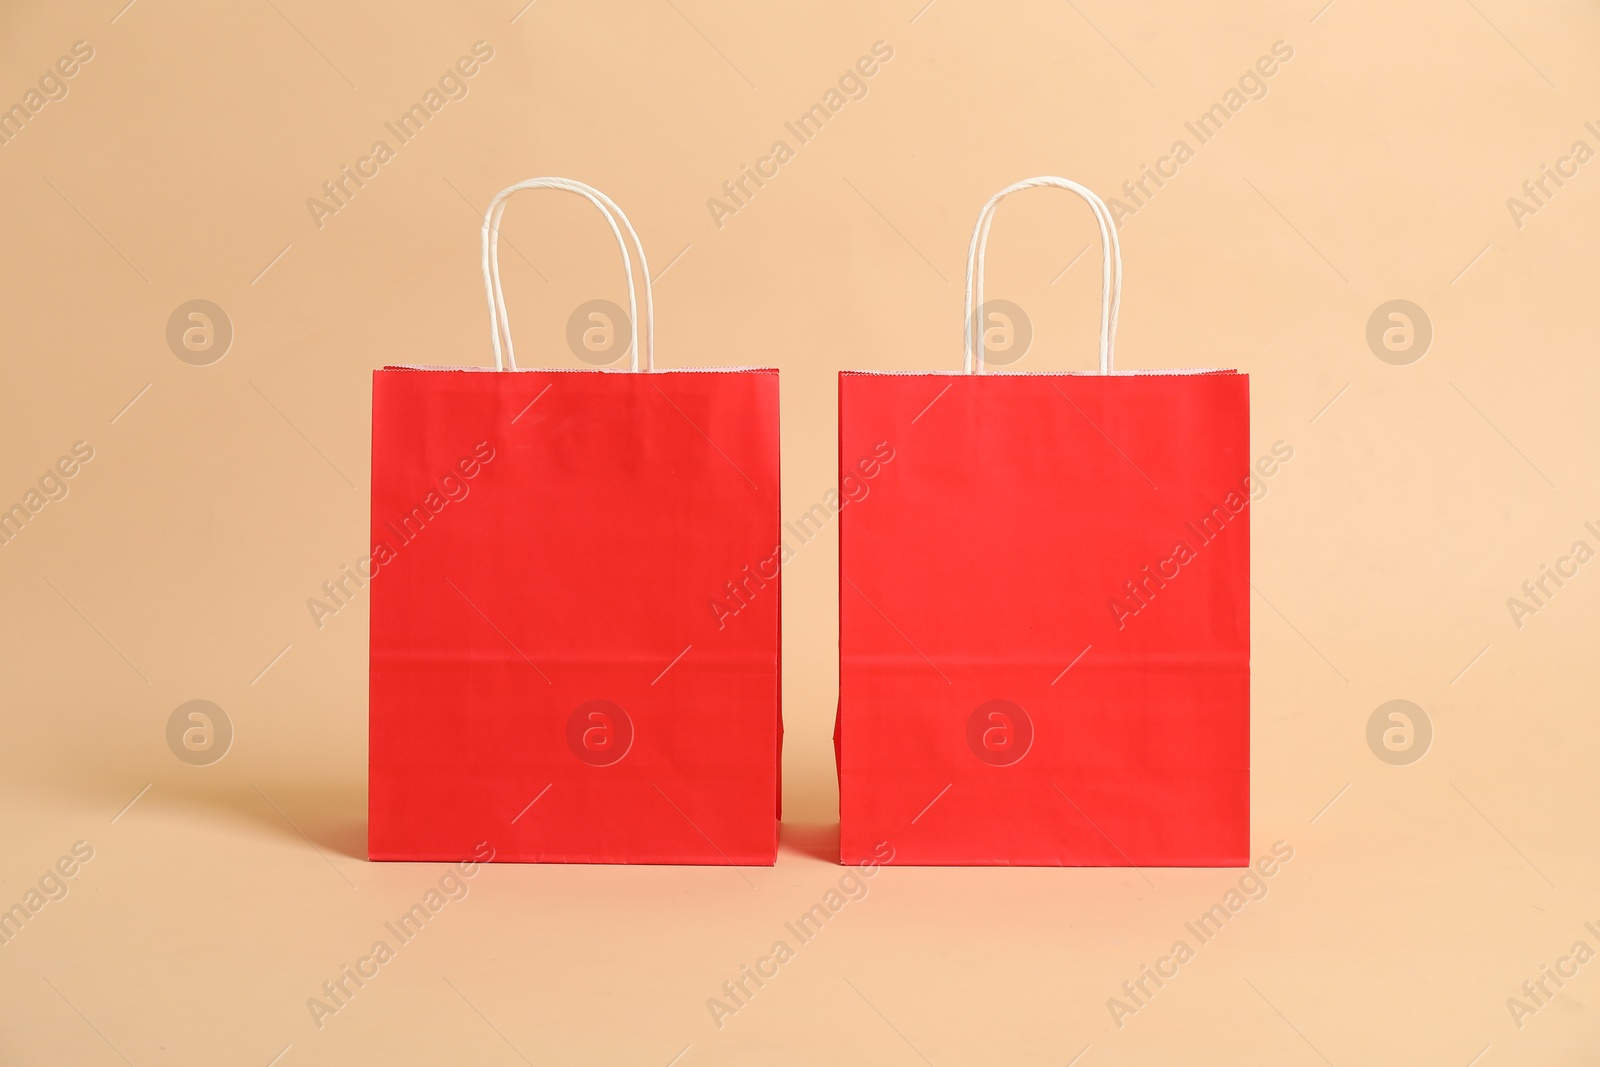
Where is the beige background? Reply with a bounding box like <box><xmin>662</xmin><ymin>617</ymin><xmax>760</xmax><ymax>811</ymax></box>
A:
<box><xmin>1</xmin><ymin>0</ymin><xmax>1596</xmax><ymax>1062</ymax></box>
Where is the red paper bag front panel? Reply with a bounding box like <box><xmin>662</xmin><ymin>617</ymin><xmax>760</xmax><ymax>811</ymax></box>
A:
<box><xmin>370</xmin><ymin>368</ymin><xmax>780</xmax><ymax>864</ymax></box>
<box><xmin>838</xmin><ymin>371</ymin><xmax>1249</xmax><ymax>866</ymax></box>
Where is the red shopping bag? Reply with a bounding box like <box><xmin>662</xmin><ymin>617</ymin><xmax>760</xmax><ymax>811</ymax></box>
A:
<box><xmin>837</xmin><ymin>178</ymin><xmax>1248</xmax><ymax>866</ymax></box>
<box><xmin>370</xmin><ymin>179</ymin><xmax>781</xmax><ymax>864</ymax></box>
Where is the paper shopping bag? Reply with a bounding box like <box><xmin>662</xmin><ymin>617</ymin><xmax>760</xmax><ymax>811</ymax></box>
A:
<box><xmin>837</xmin><ymin>178</ymin><xmax>1249</xmax><ymax>866</ymax></box>
<box><xmin>370</xmin><ymin>179</ymin><xmax>781</xmax><ymax>864</ymax></box>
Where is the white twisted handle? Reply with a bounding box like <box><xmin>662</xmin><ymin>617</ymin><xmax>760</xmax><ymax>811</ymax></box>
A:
<box><xmin>481</xmin><ymin>178</ymin><xmax>654</xmax><ymax>372</ymax></box>
<box><xmin>963</xmin><ymin>177</ymin><xmax>1122</xmax><ymax>374</ymax></box>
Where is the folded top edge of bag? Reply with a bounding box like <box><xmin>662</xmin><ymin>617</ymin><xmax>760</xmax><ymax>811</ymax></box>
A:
<box><xmin>838</xmin><ymin>368</ymin><xmax>1242</xmax><ymax>377</ymax></box>
<box><xmin>380</xmin><ymin>365</ymin><xmax>779</xmax><ymax>374</ymax></box>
